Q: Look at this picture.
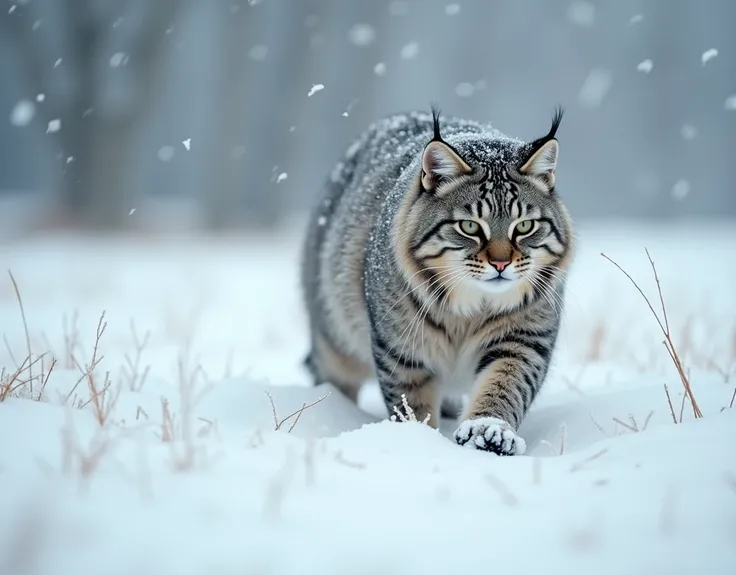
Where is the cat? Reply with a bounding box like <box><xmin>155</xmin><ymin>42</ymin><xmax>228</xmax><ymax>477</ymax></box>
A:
<box><xmin>300</xmin><ymin>107</ymin><xmax>573</xmax><ymax>455</ymax></box>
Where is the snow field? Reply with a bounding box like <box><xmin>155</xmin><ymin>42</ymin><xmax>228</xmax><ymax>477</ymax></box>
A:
<box><xmin>1</xmin><ymin>220</ymin><xmax>735</xmax><ymax>574</ymax></box>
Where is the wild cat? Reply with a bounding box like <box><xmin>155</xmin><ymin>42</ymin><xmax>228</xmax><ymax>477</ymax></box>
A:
<box><xmin>300</xmin><ymin>107</ymin><xmax>574</xmax><ymax>455</ymax></box>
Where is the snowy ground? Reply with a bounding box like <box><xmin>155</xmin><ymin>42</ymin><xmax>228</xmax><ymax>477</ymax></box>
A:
<box><xmin>1</xmin><ymin>219</ymin><xmax>735</xmax><ymax>575</ymax></box>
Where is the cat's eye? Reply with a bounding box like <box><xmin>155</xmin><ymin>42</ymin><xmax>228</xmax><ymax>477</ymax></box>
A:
<box><xmin>459</xmin><ymin>220</ymin><xmax>481</xmax><ymax>236</ymax></box>
<box><xmin>515</xmin><ymin>220</ymin><xmax>534</xmax><ymax>235</ymax></box>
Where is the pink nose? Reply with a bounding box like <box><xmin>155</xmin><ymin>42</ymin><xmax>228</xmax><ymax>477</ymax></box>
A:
<box><xmin>490</xmin><ymin>260</ymin><xmax>511</xmax><ymax>272</ymax></box>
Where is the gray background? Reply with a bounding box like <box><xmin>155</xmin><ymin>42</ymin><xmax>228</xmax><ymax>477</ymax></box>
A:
<box><xmin>1</xmin><ymin>0</ymin><xmax>734</xmax><ymax>230</ymax></box>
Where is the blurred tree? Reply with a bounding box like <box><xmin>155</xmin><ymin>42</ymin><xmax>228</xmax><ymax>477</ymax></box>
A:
<box><xmin>1</xmin><ymin>0</ymin><xmax>183</xmax><ymax>229</ymax></box>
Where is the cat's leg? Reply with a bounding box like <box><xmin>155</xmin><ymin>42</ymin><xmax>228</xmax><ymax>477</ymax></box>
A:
<box><xmin>371</xmin><ymin>343</ymin><xmax>439</xmax><ymax>428</ymax></box>
<box><xmin>304</xmin><ymin>331</ymin><xmax>372</xmax><ymax>402</ymax></box>
<box><xmin>440</xmin><ymin>396</ymin><xmax>464</xmax><ymax>419</ymax></box>
<box><xmin>453</xmin><ymin>337</ymin><xmax>552</xmax><ymax>455</ymax></box>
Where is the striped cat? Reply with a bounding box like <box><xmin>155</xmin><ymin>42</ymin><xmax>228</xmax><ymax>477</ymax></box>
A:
<box><xmin>300</xmin><ymin>107</ymin><xmax>573</xmax><ymax>455</ymax></box>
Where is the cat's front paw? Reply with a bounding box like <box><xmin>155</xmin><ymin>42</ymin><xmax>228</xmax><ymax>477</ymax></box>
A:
<box><xmin>453</xmin><ymin>417</ymin><xmax>526</xmax><ymax>456</ymax></box>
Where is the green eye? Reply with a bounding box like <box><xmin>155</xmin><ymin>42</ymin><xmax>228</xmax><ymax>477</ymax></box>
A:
<box><xmin>459</xmin><ymin>220</ymin><xmax>480</xmax><ymax>236</ymax></box>
<box><xmin>515</xmin><ymin>220</ymin><xmax>534</xmax><ymax>235</ymax></box>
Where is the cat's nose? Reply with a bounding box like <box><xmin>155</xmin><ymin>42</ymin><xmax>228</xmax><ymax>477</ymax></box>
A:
<box><xmin>490</xmin><ymin>260</ymin><xmax>511</xmax><ymax>272</ymax></box>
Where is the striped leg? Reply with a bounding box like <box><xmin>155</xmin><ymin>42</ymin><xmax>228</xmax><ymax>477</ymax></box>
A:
<box><xmin>372</xmin><ymin>341</ymin><xmax>439</xmax><ymax>428</ymax></box>
<box><xmin>454</xmin><ymin>330</ymin><xmax>553</xmax><ymax>455</ymax></box>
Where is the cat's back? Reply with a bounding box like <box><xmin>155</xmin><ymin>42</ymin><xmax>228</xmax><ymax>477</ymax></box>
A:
<box><xmin>301</xmin><ymin>111</ymin><xmax>469</xmax><ymax>360</ymax></box>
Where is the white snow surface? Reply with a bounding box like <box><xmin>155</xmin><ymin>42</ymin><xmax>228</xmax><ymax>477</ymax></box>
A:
<box><xmin>1</xmin><ymin>220</ymin><xmax>735</xmax><ymax>574</ymax></box>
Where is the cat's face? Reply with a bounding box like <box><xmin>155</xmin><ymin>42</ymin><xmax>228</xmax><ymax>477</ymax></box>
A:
<box><xmin>401</xmin><ymin>112</ymin><xmax>573</xmax><ymax>314</ymax></box>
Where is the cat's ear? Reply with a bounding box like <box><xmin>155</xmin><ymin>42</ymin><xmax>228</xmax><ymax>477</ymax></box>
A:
<box><xmin>421</xmin><ymin>141</ymin><xmax>472</xmax><ymax>191</ymax></box>
<box><xmin>421</xmin><ymin>106</ymin><xmax>471</xmax><ymax>192</ymax></box>
<box><xmin>519</xmin><ymin>107</ymin><xmax>563</xmax><ymax>193</ymax></box>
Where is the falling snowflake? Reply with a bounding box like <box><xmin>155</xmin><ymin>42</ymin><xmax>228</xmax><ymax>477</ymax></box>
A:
<box><xmin>578</xmin><ymin>68</ymin><xmax>613</xmax><ymax>108</ymax></box>
<box><xmin>628</xmin><ymin>14</ymin><xmax>644</xmax><ymax>25</ymax></box>
<box><xmin>276</xmin><ymin>172</ymin><xmax>288</xmax><ymax>183</ymax></box>
<box><xmin>701</xmin><ymin>49</ymin><xmax>718</xmax><ymax>65</ymax></box>
<box><xmin>249</xmin><ymin>45</ymin><xmax>268</xmax><ymax>61</ymax></box>
<box><xmin>307</xmin><ymin>84</ymin><xmax>324</xmax><ymax>97</ymax></box>
<box><xmin>348</xmin><ymin>23</ymin><xmax>376</xmax><ymax>46</ymax></box>
<box><xmin>680</xmin><ymin>124</ymin><xmax>697</xmax><ymax>140</ymax></box>
<box><xmin>66</xmin><ymin>156</ymin><xmax>74</xmax><ymax>164</ymax></box>
<box><xmin>46</xmin><ymin>119</ymin><xmax>61</xmax><ymax>133</ymax></box>
<box><xmin>182</xmin><ymin>138</ymin><xmax>191</xmax><ymax>150</ymax></box>
<box><xmin>109</xmin><ymin>52</ymin><xmax>127</xmax><ymax>67</ymax></box>
<box><xmin>374</xmin><ymin>62</ymin><xmax>387</xmax><ymax>76</ymax></box>
<box><xmin>9</xmin><ymin>100</ymin><xmax>35</xmax><ymax>127</ymax></box>
<box><xmin>317</xmin><ymin>216</ymin><xmax>327</xmax><ymax>226</ymax></box>
<box><xmin>725</xmin><ymin>95</ymin><xmax>736</xmax><ymax>111</ymax></box>
<box><xmin>567</xmin><ymin>1</ymin><xmax>595</xmax><ymax>26</ymax></box>
<box><xmin>400</xmin><ymin>42</ymin><xmax>419</xmax><ymax>60</ymax></box>
<box><xmin>129</xmin><ymin>208</ymin><xmax>136</xmax><ymax>216</ymax></box>
<box><xmin>671</xmin><ymin>179</ymin><xmax>691</xmax><ymax>201</ymax></box>
<box><xmin>54</xmin><ymin>58</ymin><xmax>62</xmax><ymax>68</ymax></box>
<box><xmin>36</xmin><ymin>93</ymin><xmax>45</xmax><ymax>102</ymax></box>
<box><xmin>455</xmin><ymin>82</ymin><xmax>475</xmax><ymax>97</ymax></box>
<box><xmin>445</xmin><ymin>4</ymin><xmax>461</xmax><ymax>16</ymax></box>
<box><xmin>157</xmin><ymin>146</ymin><xmax>175</xmax><ymax>162</ymax></box>
<box><xmin>637</xmin><ymin>59</ymin><xmax>653</xmax><ymax>73</ymax></box>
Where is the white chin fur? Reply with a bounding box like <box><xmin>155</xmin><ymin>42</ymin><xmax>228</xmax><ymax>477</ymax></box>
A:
<box><xmin>475</xmin><ymin>278</ymin><xmax>517</xmax><ymax>294</ymax></box>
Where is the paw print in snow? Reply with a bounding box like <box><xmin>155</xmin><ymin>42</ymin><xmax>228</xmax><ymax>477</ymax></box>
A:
<box><xmin>453</xmin><ymin>417</ymin><xmax>526</xmax><ymax>456</ymax></box>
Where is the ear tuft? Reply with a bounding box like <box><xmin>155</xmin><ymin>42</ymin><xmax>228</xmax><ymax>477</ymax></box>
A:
<box><xmin>520</xmin><ymin>140</ymin><xmax>558</xmax><ymax>191</ymax></box>
<box><xmin>421</xmin><ymin>141</ymin><xmax>471</xmax><ymax>191</ymax></box>
<box><xmin>520</xmin><ymin>107</ymin><xmax>563</xmax><ymax>192</ymax></box>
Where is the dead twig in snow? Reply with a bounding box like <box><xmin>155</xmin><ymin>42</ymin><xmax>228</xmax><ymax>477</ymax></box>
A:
<box><xmin>663</xmin><ymin>384</ymin><xmax>677</xmax><ymax>424</ymax></box>
<box><xmin>569</xmin><ymin>448</ymin><xmax>608</xmax><ymax>473</ymax></box>
<box><xmin>721</xmin><ymin>388</ymin><xmax>736</xmax><ymax>413</ymax></box>
<box><xmin>334</xmin><ymin>449</ymin><xmax>365</xmax><ymax>469</ymax></box>
<box><xmin>484</xmin><ymin>474</ymin><xmax>519</xmax><ymax>507</ymax></box>
<box><xmin>121</xmin><ymin>319</ymin><xmax>151</xmax><ymax>392</ymax></box>
<box><xmin>601</xmin><ymin>250</ymin><xmax>703</xmax><ymax>419</ymax></box>
<box><xmin>0</xmin><ymin>354</ymin><xmax>46</xmax><ymax>402</ymax></box>
<box><xmin>8</xmin><ymin>270</ymin><xmax>34</xmax><ymax>394</ymax></box>
<box><xmin>62</xmin><ymin>310</ymin><xmax>80</xmax><ymax>369</ymax></box>
<box><xmin>264</xmin><ymin>390</ymin><xmax>331</xmax><ymax>432</ymax></box>
<box><xmin>540</xmin><ymin>422</ymin><xmax>567</xmax><ymax>455</ymax></box>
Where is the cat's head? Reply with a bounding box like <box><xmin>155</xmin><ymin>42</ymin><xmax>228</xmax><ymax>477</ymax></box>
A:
<box><xmin>396</xmin><ymin>107</ymin><xmax>574</xmax><ymax>316</ymax></box>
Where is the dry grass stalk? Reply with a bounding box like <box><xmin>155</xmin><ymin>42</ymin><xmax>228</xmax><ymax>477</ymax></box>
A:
<box><xmin>264</xmin><ymin>390</ymin><xmax>331</xmax><ymax>432</ymax></box>
<box><xmin>60</xmin><ymin>413</ymin><xmax>121</xmax><ymax>490</ymax></box>
<box><xmin>589</xmin><ymin>413</ymin><xmax>608</xmax><ymax>436</ymax></box>
<box><xmin>62</xmin><ymin>310</ymin><xmax>80</xmax><ymax>369</ymax></box>
<box><xmin>3</xmin><ymin>334</ymin><xmax>18</xmax><ymax>369</ymax></box>
<box><xmin>540</xmin><ymin>422</ymin><xmax>567</xmax><ymax>455</ymax></box>
<box><xmin>389</xmin><ymin>393</ymin><xmax>432</xmax><ymax>425</ymax></box>
<box><xmin>532</xmin><ymin>457</ymin><xmax>542</xmax><ymax>485</ymax></box>
<box><xmin>569</xmin><ymin>448</ymin><xmax>608</xmax><ymax>473</ymax></box>
<box><xmin>0</xmin><ymin>354</ymin><xmax>47</xmax><ymax>402</ymax></box>
<box><xmin>37</xmin><ymin>357</ymin><xmax>56</xmax><ymax>401</ymax></box>
<box><xmin>121</xmin><ymin>319</ymin><xmax>151</xmax><ymax>392</ymax></box>
<box><xmin>8</xmin><ymin>270</ymin><xmax>34</xmax><ymax>394</ymax></box>
<box><xmin>721</xmin><ymin>388</ymin><xmax>736</xmax><ymax>413</ymax></box>
<box><xmin>585</xmin><ymin>323</ymin><xmax>606</xmax><ymax>362</ymax></box>
<box><xmin>602</xmin><ymin>249</ymin><xmax>703</xmax><ymax>419</ymax></box>
<box><xmin>65</xmin><ymin>312</ymin><xmax>120</xmax><ymax>426</ymax></box>
<box><xmin>263</xmin><ymin>447</ymin><xmax>296</xmax><ymax>523</ymax></box>
<box><xmin>612</xmin><ymin>411</ymin><xmax>654</xmax><ymax>433</ymax></box>
<box><xmin>165</xmin><ymin>355</ymin><xmax>212</xmax><ymax>471</ymax></box>
<box><xmin>663</xmin><ymin>384</ymin><xmax>677</xmax><ymax>424</ymax></box>
<box><xmin>160</xmin><ymin>397</ymin><xmax>175</xmax><ymax>442</ymax></box>
<box><xmin>484</xmin><ymin>474</ymin><xmax>519</xmax><ymax>507</ymax></box>
<box><xmin>334</xmin><ymin>449</ymin><xmax>365</xmax><ymax>469</ymax></box>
